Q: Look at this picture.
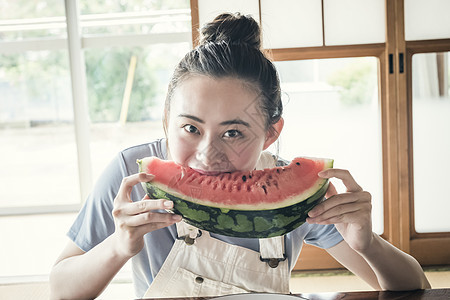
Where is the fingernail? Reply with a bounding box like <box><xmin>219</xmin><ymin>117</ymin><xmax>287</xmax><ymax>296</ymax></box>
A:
<box><xmin>146</xmin><ymin>173</ymin><xmax>155</xmax><ymax>178</ymax></box>
<box><xmin>318</xmin><ymin>171</ymin><xmax>326</xmax><ymax>177</ymax></box>
<box><xmin>164</xmin><ymin>200</ymin><xmax>173</xmax><ymax>208</ymax></box>
<box><xmin>172</xmin><ymin>215</ymin><xmax>182</xmax><ymax>222</ymax></box>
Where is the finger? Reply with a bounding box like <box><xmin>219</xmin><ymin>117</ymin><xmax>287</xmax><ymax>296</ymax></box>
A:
<box><xmin>117</xmin><ymin>199</ymin><xmax>173</xmax><ymax>216</ymax></box>
<box><xmin>124</xmin><ymin>211</ymin><xmax>182</xmax><ymax>227</ymax></box>
<box><xmin>116</xmin><ymin>173</ymin><xmax>155</xmax><ymax>203</ymax></box>
<box><xmin>325</xmin><ymin>181</ymin><xmax>338</xmax><ymax>199</ymax></box>
<box><xmin>136</xmin><ymin>215</ymin><xmax>181</xmax><ymax>236</ymax></box>
<box><xmin>309</xmin><ymin>191</ymin><xmax>371</xmax><ymax>218</ymax></box>
<box><xmin>307</xmin><ymin>200</ymin><xmax>371</xmax><ymax>224</ymax></box>
<box><xmin>307</xmin><ymin>210</ymin><xmax>369</xmax><ymax>226</ymax></box>
<box><xmin>134</xmin><ymin>219</ymin><xmax>181</xmax><ymax>237</ymax></box>
<box><xmin>319</xmin><ymin>169</ymin><xmax>362</xmax><ymax>193</ymax></box>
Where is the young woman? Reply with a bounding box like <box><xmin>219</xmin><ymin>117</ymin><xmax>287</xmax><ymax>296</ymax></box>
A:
<box><xmin>50</xmin><ymin>13</ymin><xmax>430</xmax><ymax>299</ymax></box>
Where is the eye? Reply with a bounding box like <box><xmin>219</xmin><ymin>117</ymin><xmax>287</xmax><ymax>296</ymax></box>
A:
<box><xmin>223</xmin><ymin>129</ymin><xmax>242</xmax><ymax>139</ymax></box>
<box><xmin>183</xmin><ymin>124</ymin><xmax>200</xmax><ymax>135</ymax></box>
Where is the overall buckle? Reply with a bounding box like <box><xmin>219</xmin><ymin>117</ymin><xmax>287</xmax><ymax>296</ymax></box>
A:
<box><xmin>260</xmin><ymin>254</ymin><xmax>287</xmax><ymax>268</ymax></box>
<box><xmin>177</xmin><ymin>230</ymin><xmax>202</xmax><ymax>245</ymax></box>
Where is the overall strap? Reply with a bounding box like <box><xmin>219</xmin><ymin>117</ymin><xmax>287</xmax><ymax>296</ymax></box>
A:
<box><xmin>176</xmin><ymin>221</ymin><xmax>201</xmax><ymax>245</ymax></box>
<box><xmin>259</xmin><ymin>236</ymin><xmax>285</xmax><ymax>259</ymax></box>
<box><xmin>259</xmin><ymin>236</ymin><xmax>286</xmax><ymax>268</ymax></box>
<box><xmin>255</xmin><ymin>152</ymin><xmax>286</xmax><ymax>267</ymax></box>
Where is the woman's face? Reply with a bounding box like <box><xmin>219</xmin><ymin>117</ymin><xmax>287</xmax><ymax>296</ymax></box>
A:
<box><xmin>166</xmin><ymin>75</ymin><xmax>280</xmax><ymax>174</ymax></box>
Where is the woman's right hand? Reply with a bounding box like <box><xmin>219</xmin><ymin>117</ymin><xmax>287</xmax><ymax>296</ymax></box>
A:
<box><xmin>111</xmin><ymin>172</ymin><xmax>182</xmax><ymax>258</ymax></box>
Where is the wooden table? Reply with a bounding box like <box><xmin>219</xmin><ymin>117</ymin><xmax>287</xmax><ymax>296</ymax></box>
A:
<box><xmin>139</xmin><ymin>289</ymin><xmax>450</xmax><ymax>299</ymax></box>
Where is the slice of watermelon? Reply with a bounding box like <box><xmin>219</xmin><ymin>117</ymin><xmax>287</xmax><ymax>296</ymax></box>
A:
<box><xmin>137</xmin><ymin>156</ymin><xmax>333</xmax><ymax>238</ymax></box>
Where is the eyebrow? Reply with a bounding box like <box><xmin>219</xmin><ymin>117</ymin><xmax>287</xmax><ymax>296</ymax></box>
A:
<box><xmin>178</xmin><ymin>114</ymin><xmax>251</xmax><ymax>127</ymax></box>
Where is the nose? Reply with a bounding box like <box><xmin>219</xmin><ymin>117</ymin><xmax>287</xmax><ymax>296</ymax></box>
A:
<box><xmin>195</xmin><ymin>136</ymin><xmax>227</xmax><ymax>168</ymax></box>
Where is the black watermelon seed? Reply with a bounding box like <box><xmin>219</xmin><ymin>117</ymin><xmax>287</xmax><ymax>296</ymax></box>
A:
<box><xmin>242</xmin><ymin>175</ymin><xmax>247</xmax><ymax>182</ymax></box>
<box><xmin>296</xmin><ymin>162</ymin><xmax>300</xmax><ymax>166</ymax></box>
<box><xmin>262</xmin><ymin>185</ymin><xmax>268</xmax><ymax>195</ymax></box>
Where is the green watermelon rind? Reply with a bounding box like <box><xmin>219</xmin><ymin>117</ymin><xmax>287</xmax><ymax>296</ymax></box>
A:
<box><xmin>138</xmin><ymin>157</ymin><xmax>334</xmax><ymax>211</ymax></box>
<box><xmin>142</xmin><ymin>179</ymin><xmax>329</xmax><ymax>238</ymax></box>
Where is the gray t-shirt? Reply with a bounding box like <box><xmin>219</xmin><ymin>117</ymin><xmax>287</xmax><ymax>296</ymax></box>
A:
<box><xmin>68</xmin><ymin>138</ymin><xmax>343</xmax><ymax>297</ymax></box>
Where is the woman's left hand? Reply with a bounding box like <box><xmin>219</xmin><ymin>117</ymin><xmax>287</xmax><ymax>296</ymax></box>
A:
<box><xmin>306</xmin><ymin>168</ymin><xmax>374</xmax><ymax>252</ymax></box>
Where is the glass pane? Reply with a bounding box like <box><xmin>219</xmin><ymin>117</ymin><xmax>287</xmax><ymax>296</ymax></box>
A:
<box><xmin>0</xmin><ymin>214</ymin><xmax>76</xmax><ymax>276</ymax></box>
<box><xmin>80</xmin><ymin>0</ymin><xmax>190</xmax><ymax>14</ymax></box>
<box><xmin>261</xmin><ymin>0</ymin><xmax>323</xmax><ymax>49</ymax></box>
<box><xmin>405</xmin><ymin>0</ymin><xmax>450</xmax><ymax>41</ymax></box>
<box><xmin>85</xmin><ymin>43</ymin><xmax>190</xmax><ymax>181</ymax></box>
<box><xmin>198</xmin><ymin>0</ymin><xmax>260</xmax><ymax>29</ymax></box>
<box><xmin>0</xmin><ymin>0</ymin><xmax>66</xmax><ymax>41</ymax></box>
<box><xmin>413</xmin><ymin>52</ymin><xmax>450</xmax><ymax>233</ymax></box>
<box><xmin>0</xmin><ymin>0</ymin><xmax>65</xmax><ymax>19</ymax></box>
<box><xmin>79</xmin><ymin>1</ymin><xmax>191</xmax><ymax>36</ymax></box>
<box><xmin>0</xmin><ymin>212</ymin><xmax>133</xmax><ymax>285</ymax></box>
<box><xmin>272</xmin><ymin>57</ymin><xmax>384</xmax><ymax>234</ymax></box>
<box><xmin>0</xmin><ymin>50</ymin><xmax>79</xmax><ymax>207</ymax></box>
<box><xmin>324</xmin><ymin>0</ymin><xmax>385</xmax><ymax>45</ymax></box>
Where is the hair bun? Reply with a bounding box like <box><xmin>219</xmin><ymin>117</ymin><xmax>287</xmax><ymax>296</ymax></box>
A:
<box><xmin>199</xmin><ymin>13</ymin><xmax>261</xmax><ymax>50</ymax></box>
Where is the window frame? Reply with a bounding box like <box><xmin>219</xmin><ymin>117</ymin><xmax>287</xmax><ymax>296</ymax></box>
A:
<box><xmin>189</xmin><ymin>0</ymin><xmax>450</xmax><ymax>269</ymax></box>
<box><xmin>2</xmin><ymin>0</ymin><xmax>449</xmax><ymax>267</ymax></box>
<box><xmin>270</xmin><ymin>46</ymin><xmax>387</xmax><ymax>271</ymax></box>
<box><xmin>190</xmin><ymin>0</ymin><xmax>389</xmax><ymax>270</ymax></box>
<box><xmin>0</xmin><ymin>0</ymin><xmax>192</xmax><ymax>216</ymax></box>
<box><xmin>405</xmin><ymin>39</ymin><xmax>450</xmax><ymax>266</ymax></box>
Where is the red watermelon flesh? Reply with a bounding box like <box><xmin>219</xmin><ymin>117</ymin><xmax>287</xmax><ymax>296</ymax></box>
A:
<box><xmin>138</xmin><ymin>156</ymin><xmax>332</xmax><ymax>211</ymax></box>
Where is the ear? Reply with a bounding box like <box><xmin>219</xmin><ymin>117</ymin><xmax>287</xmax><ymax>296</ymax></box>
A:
<box><xmin>263</xmin><ymin>117</ymin><xmax>284</xmax><ymax>150</ymax></box>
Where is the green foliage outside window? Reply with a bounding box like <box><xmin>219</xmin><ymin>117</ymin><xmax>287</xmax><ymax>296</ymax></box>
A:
<box><xmin>327</xmin><ymin>60</ymin><xmax>376</xmax><ymax>106</ymax></box>
<box><xmin>85</xmin><ymin>48</ymin><xmax>158</xmax><ymax>122</ymax></box>
<box><xmin>0</xmin><ymin>49</ymin><xmax>163</xmax><ymax>123</ymax></box>
<box><xmin>0</xmin><ymin>0</ymin><xmax>190</xmax><ymax>124</ymax></box>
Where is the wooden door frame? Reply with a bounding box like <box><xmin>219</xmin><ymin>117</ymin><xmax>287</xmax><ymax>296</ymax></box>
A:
<box><xmin>189</xmin><ymin>0</ymin><xmax>450</xmax><ymax>270</ymax></box>
<box><xmin>190</xmin><ymin>0</ymin><xmax>200</xmax><ymax>46</ymax></box>
<box><xmin>404</xmin><ymin>38</ymin><xmax>450</xmax><ymax>266</ymax></box>
<box><xmin>388</xmin><ymin>0</ymin><xmax>450</xmax><ymax>267</ymax></box>
<box><xmin>189</xmin><ymin>0</ymin><xmax>390</xmax><ymax>271</ymax></box>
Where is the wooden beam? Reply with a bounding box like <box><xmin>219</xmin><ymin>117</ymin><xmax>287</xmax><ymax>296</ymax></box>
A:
<box><xmin>410</xmin><ymin>237</ymin><xmax>450</xmax><ymax>266</ymax></box>
<box><xmin>405</xmin><ymin>39</ymin><xmax>450</xmax><ymax>54</ymax></box>
<box><xmin>190</xmin><ymin>0</ymin><xmax>200</xmax><ymax>47</ymax></box>
<box><xmin>383</xmin><ymin>0</ymin><xmax>401</xmax><ymax>249</ymax></box>
<box><xmin>119</xmin><ymin>55</ymin><xmax>137</xmax><ymax>125</ymax></box>
<box><xmin>265</xmin><ymin>43</ymin><xmax>385</xmax><ymax>62</ymax></box>
<box><xmin>394</xmin><ymin>0</ymin><xmax>411</xmax><ymax>253</ymax></box>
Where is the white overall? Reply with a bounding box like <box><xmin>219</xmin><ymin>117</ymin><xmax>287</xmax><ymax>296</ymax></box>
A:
<box><xmin>143</xmin><ymin>152</ymin><xmax>291</xmax><ymax>298</ymax></box>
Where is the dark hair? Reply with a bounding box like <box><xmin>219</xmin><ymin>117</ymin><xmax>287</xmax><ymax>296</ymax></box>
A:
<box><xmin>163</xmin><ymin>13</ymin><xmax>282</xmax><ymax>134</ymax></box>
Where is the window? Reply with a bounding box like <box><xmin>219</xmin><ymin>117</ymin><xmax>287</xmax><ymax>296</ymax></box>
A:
<box><xmin>0</xmin><ymin>2</ymin><xmax>77</xmax><ymax>210</ymax></box>
<box><xmin>273</xmin><ymin>58</ymin><xmax>383</xmax><ymax>234</ymax></box>
<box><xmin>191</xmin><ymin>0</ymin><xmax>450</xmax><ymax>268</ymax></box>
<box><xmin>0</xmin><ymin>0</ymin><xmax>191</xmax><ymax>214</ymax></box>
<box><xmin>85</xmin><ymin>43</ymin><xmax>190</xmax><ymax>181</ymax></box>
<box><xmin>412</xmin><ymin>52</ymin><xmax>450</xmax><ymax>233</ymax></box>
<box><xmin>0</xmin><ymin>0</ymin><xmax>191</xmax><ymax>280</ymax></box>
